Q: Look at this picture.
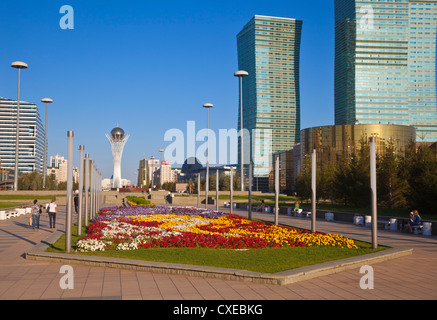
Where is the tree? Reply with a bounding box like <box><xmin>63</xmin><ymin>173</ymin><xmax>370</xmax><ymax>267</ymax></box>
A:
<box><xmin>332</xmin><ymin>138</ymin><xmax>370</xmax><ymax>207</ymax></box>
<box><xmin>45</xmin><ymin>174</ymin><xmax>58</xmax><ymax>191</ymax></box>
<box><xmin>377</xmin><ymin>142</ymin><xmax>407</xmax><ymax>208</ymax></box>
<box><xmin>295</xmin><ymin>155</ymin><xmax>312</xmax><ymax>202</ymax></box>
<box><xmin>402</xmin><ymin>144</ymin><xmax>437</xmax><ymax>214</ymax></box>
<box><xmin>18</xmin><ymin>171</ymin><xmax>43</xmax><ymax>190</ymax></box>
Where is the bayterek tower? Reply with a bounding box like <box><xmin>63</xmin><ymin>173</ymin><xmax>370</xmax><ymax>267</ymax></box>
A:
<box><xmin>106</xmin><ymin>127</ymin><xmax>129</xmax><ymax>189</ymax></box>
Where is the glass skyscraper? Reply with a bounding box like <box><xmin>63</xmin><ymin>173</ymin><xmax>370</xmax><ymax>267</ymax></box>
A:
<box><xmin>0</xmin><ymin>97</ymin><xmax>44</xmax><ymax>176</ymax></box>
<box><xmin>236</xmin><ymin>15</ymin><xmax>303</xmax><ymax>191</ymax></box>
<box><xmin>335</xmin><ymin>0</ymin><xmax>437</xmax><ymax>142</ymax></box>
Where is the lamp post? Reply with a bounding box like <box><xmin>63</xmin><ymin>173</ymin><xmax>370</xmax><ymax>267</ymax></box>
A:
<box><xmin>203</xmin><ymin>103</ymin><xmax>213</xmax><ymax>209</ymax></box>
<box><xmin>78</xmin><ymin>145</ymin><xmax>84</xmax><ymax>236</ymax></box>
<box><xmin>311</xmin><ymin>149</ymin><xmax>317</xmax><ymax>233</ymax></box>
<box><xmin>234</xmin><ymin>70</ymin><xmax>248</xmax><ymax>191</ymax></box>
<box><xmin>159</xmin><ymin>149</ymin><xmax>164</xmax><ymax>186</ymax></box>
<box><xmin>370</xmin><ymin>137</ymin><xmax>378</xmax><ymax>249</ymax></box>
<box><xmin>84</xmin><ymin>153</ymin><xmax>90</xmax><ymax>226</ymax></box>
<box><xmin>11</xmin><ymin>61</ymin><xmax>28</xmax><ymax>191</ymax></box>
<box><xmin>65</xmin><ymin>131</ymin><xmax>74</xmax><ymax>253</ymax></box>
<box><xmin>41</xmin><ymin>98</ymin><xmax>53</xmax><ymax>190</ymax></box>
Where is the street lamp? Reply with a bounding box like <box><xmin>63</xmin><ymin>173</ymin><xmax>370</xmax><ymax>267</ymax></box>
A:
<box><xmin>159</xmin><ymin>149</ymin><xmax>164</xmax><ymax>186</ymax></box>
<box><xmin>11</xmin><ymin>61</ymin><xmax>28</xmax><ymax>191</ymax></box>
<box><xmin>234</xmin><ymin>70</ymin><xmax>248</xmax><ymax>191</ymax></box>
<box><xmin>41</xmin><ymin>98</ymin><xmax>53</xmax><ymax>190</ymax></box>
<box><xmin>203</xmin><ymin>103</ymin><xmax>213</xmax><ymax>209</ymax></box>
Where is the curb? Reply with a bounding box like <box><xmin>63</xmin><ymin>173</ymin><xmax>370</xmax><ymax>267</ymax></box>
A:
<box><xmin>25</xmin><ymin>230</ymin><xmax>413</xmax><ymax>286</ymax></box>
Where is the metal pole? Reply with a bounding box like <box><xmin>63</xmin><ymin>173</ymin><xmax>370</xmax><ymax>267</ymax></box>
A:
<box><xmin>275</xmin><ymin>156</ymin><xmax>279</xmax><ymax>226</ymax></box>
<box><xmin>92</xmin><ymin>164</ymin><xmax>96</xmax><ymax>218</ymax></box>
<box><xmin>205</xmin><ymin>107</ymin><xmax>209</xmax><ymax>209</ymax></box>
<box><xmin>92</xmin><ymin>165</ymin><xmax>96</xmax><ymax>218</ymax></box>
<box><xmin>248</xmin><ymin>161</ymin><xmax>253</xmax><ymax>220</ymax></box>
<box><xmin>370</xmin><ymin>137</ymin><xmax>378</xmax><ymax>249</ymax></box>
<box><xmin>78</xmin><ymin>145</ymin><xmax>84</xmax><ymax>236</ymax></box>
<box><xmin>216</xmin><ymin>169</ymin><xmax>219</xmax><ymax>212</ymax></box>
<box><xmin>230</xmin><ymin>167</ymin><xmax>234</xmax><ymax>214</ymax></box>
<box><xmin>43</xmin><ymin>102</ymin><xmax>48</xmax><ymax>190</ymax></box>
<box><xmin>96</xmin><ymin>170</ymin><xmax>102</xmax><ymax>213</ymax></box>
<box><xmin>239</xmin><ymin>76</ymin><xmax>244</xmax><ymax>192</ymax></box>
<box><xmin>197</xmin><ymin>172</ymin><xmax>200</xmax><ymax>208</ymax></box>
<box><xmin>312</xmin><ymin>149</ymin><xmax>317</xmax><ymax>233</ymax></box>
<box><xmin>13</xmin><ymin>69</ymin><xmax>21</xmax><ymax>191</ymax></box>
<box><xmin>90</xmin><ymin>160</ymin><xmax>94</xmax><ymax>219</ymax></box>
<box><xmin>65</xmin><ymin>131</ymin><xmax>74</xmax><ymax>253</ymax></box>
<box><xmin>96</xmin><ymin>169</ymin><xmax>99</xmax><ymax>214</ymax></box>
<box><xmin>84</xmin><ymin>154</ymin><xmax>90</xmax><ymax>226</ymax></box>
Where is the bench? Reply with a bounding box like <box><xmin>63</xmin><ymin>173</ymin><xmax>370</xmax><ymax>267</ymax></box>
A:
<box><xmin>412</xmin><ymin>225</ymin><xmax>424</xmax><ymax>235</ymax></box>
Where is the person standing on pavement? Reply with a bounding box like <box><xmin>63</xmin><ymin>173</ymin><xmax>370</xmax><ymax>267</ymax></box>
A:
<box><xmin>47</xmin><ymin>198</ymin><xmax>58</xmax><ymax>229</ymax></box>
<box><xmin>74</xmin><ymin>193</ymin><xmax>79</xmax><ymax>213</ymax></box>
<box><xmin>31</xmin><ymin>199</ymin><xmax>41</xmax><ymax>229</ymax></box>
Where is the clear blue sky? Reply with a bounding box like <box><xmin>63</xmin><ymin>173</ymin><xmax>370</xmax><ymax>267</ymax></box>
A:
<box><xmin>0</xmin><ymin>0</ymin><xmax>335</xmax><ymax>183</ymax></box>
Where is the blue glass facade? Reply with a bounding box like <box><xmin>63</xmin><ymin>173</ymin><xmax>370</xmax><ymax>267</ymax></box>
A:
<box><xmin>335</xmin><ymin>0</ymin><xmax>437</xmax><ymax>142</ymax></box>
<box><xmin>237</xmin><ymin>15</ymin><xmax>303</xmax><ymax>191</ymax></box>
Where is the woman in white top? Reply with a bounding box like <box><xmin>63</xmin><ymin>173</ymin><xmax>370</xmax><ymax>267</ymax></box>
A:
<box><xmin>47</xmin><ymin>199</ymin><xmax>58</xmax><ymax>229</ymax></box>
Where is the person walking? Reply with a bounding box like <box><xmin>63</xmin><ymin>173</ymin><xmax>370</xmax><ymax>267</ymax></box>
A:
<box><xmin>47</xmin><ymin>198</ymin><xmax>58</xmax><ymax>229</ymax></box>
<box><xmin>31</xmin><ymin>199</ymin><xmax>41</xmax><ymax>229</ymax></box>
<box><xmin>74</xmin><ymin>193</ymin><xmax>79</xmax><ymax>214</ymax></box>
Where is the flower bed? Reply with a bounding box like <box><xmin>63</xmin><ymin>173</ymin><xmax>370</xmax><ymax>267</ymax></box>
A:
<box><xmin>76</xmin><ymin>206</ymin><xmax>358</xmax><ymax>252</ymax></box>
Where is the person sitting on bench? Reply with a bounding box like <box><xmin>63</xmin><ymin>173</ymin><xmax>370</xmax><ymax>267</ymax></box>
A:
<box><xmin>407</xmin><ymin>210</ymin><xmax>421</xmax><ymax>233</ymax></box>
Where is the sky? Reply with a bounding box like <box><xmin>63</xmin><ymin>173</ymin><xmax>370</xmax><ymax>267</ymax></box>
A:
<box><xmin>0</xmin><ymin>0</ymin><xmax>336</xmax><ymax>183</ymax></box>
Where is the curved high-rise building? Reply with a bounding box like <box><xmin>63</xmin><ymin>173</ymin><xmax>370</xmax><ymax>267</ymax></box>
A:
<box><xmin>236</xmin><ymin>15</ymin><xmax>303</xmax><ymax>191</ymax></box>
<box><xmin>106</xmin><ymin>127</ymin><xmax>129</xmax><ymax>189</ymax></box>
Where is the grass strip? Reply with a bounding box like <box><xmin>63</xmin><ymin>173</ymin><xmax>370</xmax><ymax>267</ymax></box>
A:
<box><xmin>0</xmin><ymin>195</ymin><xmax>65</xmax><ymax>200</ymax></box>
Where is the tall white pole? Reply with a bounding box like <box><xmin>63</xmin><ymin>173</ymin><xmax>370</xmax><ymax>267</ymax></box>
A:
<box><xmin>205</xmin><ymin>107</ymin><xmax>209</xmax><ymax>209</ymax></box>
<box><xmin>370</xmin><ymin>137</ymin><xmax>378</xmax><ymax>249</ymax></box>
<box><xmin>90</xmin><ymin>160</ymin><xmax>95</xmax><ymax>219</ymax></box>
<box><xmin>239</xmin><ymin>75</ymin><xmax>244</xmax><ymax>192</ymax></box>
<box><xmin>230</xmin><ymin>167</ymin><xmax>234</xmax><ymax>214</ymax></box>
<box><xmin>65</xmin><ymin>131</ymin><xmax>74</xmax><ymax>253</ymax></box>
<box><xmin>98</xmin><ymin>170</ymin><xmax>101</xmax><ymax>213</ymax></box>
<box><xmin>216</xmin><ymin>169</ymin><xmax>219</xmax><ymax>212</ymax></box>
<box><xmin>234</xmin><ymin>71</ymin><xmax>249</xmax><ymax>191</ymax></box>
<box><xmin>197</xmin><ymin>172</ymin><xmax>200</xmax><ymax>208</ymax></box>
<box><xmin>13</xmin><ymin>69</ymin><xmax>22</xmax><ymax>191</ymax></box>
<box><xmin>42</xmin><ymin>98</ymin><xmax>53</xmax><ymax>190</ymax></box>
<box><xmin>312</xmin><ymin>149</ymin><xmax>317</xmax><ymax>233</ymax></box>
<box><xmin>248</xmin><ymin>161</ymin><xmax>253</xmax><ymax>220</ymax></box>
<box><xmin>275</xmin><ymin>156</ymin><xmax>279</xmax><ymax>226</ymax></box>
<box><xmin>11</xmin><ymin>61</ymin><xmax>27</xmax><ymax>191</ymax></box>
<box><xmin>78</xmin><ymin>145</ymin><xmax>84</xmax><ymax>236</ymax></box>
<box><xmin>84</xmin><ymin>154</ymin><xmax>90</xmax><ymax>226</ymax></box>
<box><xmin>43</xmin><ymin>103</ymin><xmax>48</xmax><ymax>189</ymax></box>
<box><xmin>203</xmin><ymin>103</ymin><xmax>213</xmax><ymax>209</ymax></box>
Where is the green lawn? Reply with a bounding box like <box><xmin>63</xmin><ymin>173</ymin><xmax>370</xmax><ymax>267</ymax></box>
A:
<box><xmin>0</xmin><ymin>202</ymin><xmax>25</xmax><ymax>209</ymax></box>
<box><xmin>0</xmin><ymin>195</ymin><xmax>65</xmax><ymax>200</ymax></box>
<box><xmin>47</xmin><ymin>224</ymin><xmax>386</xmax><ymax>274</ymax></box>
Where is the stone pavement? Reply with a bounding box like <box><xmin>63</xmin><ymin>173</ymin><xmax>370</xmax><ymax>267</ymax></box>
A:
<box><xmin>1</xmin><ymin>204</ymin><xmax>436</xmax><ymax>301</ymax></box>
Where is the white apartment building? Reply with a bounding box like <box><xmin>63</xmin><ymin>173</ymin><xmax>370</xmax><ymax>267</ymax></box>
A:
<box><xmin>0</xmin><ymin>97</ymin><xmax>45</xmax><ymax>174</ymax></box>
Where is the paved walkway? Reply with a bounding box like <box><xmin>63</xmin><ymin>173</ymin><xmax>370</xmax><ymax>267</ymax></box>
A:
<box><xmin>0</xmin><ymin>204</ymin><xmax>436</xmax><ymax>301</ymax></box>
